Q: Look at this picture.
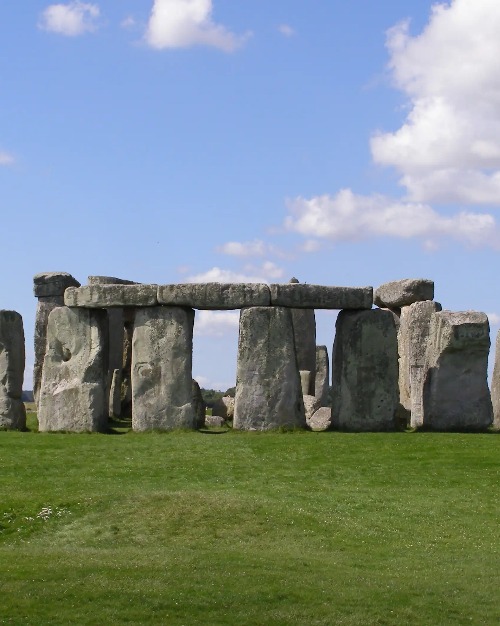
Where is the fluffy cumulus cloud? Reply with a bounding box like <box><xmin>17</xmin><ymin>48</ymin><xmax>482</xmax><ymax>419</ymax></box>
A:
<box><xmin>194</xmin><ymin>310</ymin><xmax>239</xmax><ymax>337</ymax></box>
<box><xmin>216</xmin><ymin>239</ymin><xmax>267</xmax><ymax>257</ymax></box>
<box><xmin>38</xmin><ymin>1</ymin><xmax>100</xmax><ymax>36</ymax></box>
<box><xmin>285</xmin><ymin>189</ymin><xmax>500</xmax><ymax>249</ymax></box>
<box><xmin>187</xmin><ymin>260</ymin><xmax>284</xmax><ymax>283</ymax></box>
<box><xmin>145</xmin><ymin>0</ymin><xmax>249</xmax><ymax>51</ymax></box>
<box><xmin>371</xmin><ymin>0</ymin><xmax>500</xmax><ymax>205</ymax></box>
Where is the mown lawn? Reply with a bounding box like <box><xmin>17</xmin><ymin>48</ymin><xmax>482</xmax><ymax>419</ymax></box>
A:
<box><xmin>0</xmin><ymin>422</ymin><xmax>498</xmax><ymax>625</ymax></box>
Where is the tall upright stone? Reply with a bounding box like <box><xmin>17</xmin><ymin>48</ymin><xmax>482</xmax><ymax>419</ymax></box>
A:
<box><xmin>233</xmin><ymin>306</ymin><xmax>306</xmax><ymax>430</ymax></box>
<box><xmin>38</xmin><ymin>306</ymin><xmax>108</xmax><ymax>432</ymax></box>
<box><xmin>315</xmin><ymin>345</ymin><xmax>329</xmax><ymax>406</ymax></box>
<box><xmin>0</xmin><ymin>311</ymin><xmax>26</xmax><ymax>430</ymax></box>
<box><xmin>492</xmin><ymin>329</ymin><xmax>500</xmax><ymax>430</ymax></box>
<box><xmin>398</xmin><ymin>301</ymin><xmax>442</xmax><ymax>428</ymax></box>
<box><xmin>33</xmin><ymin>272</ymin><xmax>80</xmax><ymax>404</ymax></box>
<box><xmin>288</xmin><ymin>278</ymin><xmax>316</xmax><ymax>395</ymax></box>
<box><xmin>131</xmin><ymin>306</ymin><xmax>195</xmax><ymax>431</ymax></box>
<box><xmin>331</xmin><ymin>309</ymin><xmax>399</xmax><ymax>431</ymax></box>
<box><xmin>422</xmin><ymin>311</ymin><xmax>492</xmax><ymax>431</ymax></box>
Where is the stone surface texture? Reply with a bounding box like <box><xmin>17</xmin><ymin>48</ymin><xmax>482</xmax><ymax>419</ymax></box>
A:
<box><xmin>109</xmin><ymin>368</ymin><xmax>121</xmax><ymax>418</ymax></box>
<box><xmin>131</xmin><ymin>306</ymin><xmax>195</xmax><ymax>431</ymax></box>
<box><xmin>158</xmin><ymin>283</ymin><xmax>270</xmax><ymax>309</ymax></box>
<box><xmin>398</xmin><ymin>300</ymin><xmax>442</xmax><ymax>428</ymax></box>
<box><xmin>65</xmin><ymin>284</ymin><xmax>157</xmax><ymax>308</ymax></box>
<box><xmin>331</xmin><ymin>309</ymin><xmax>399</xmax><ymax>431</ymax></box>
<box><xmin>303</xmin><ymin>394</ymin><xmax>320</xmax><ymax>421</ymax></box>
<box><xmin>315</xmin><ymin>345</ymin><xmax>329</xmax><ymax>406</ymax></box>
<box><xmin>233</xmin><ymin>307</ymin><xmax>306</xmax><ymax>430</ymax></box>
<box><xmin>422</xmin><ymin>311</ymin><xmax>492</xmax><ymax>431</ymax></box>
<box><xmin>293</xmin><ymin>309</ymin><xmax>316</xmax><ymax>394</ymax></box>
<box><xmin>33</xmin><ymin>272</ymin><xmax>80</xmax><ymax>298</ymax></box>
<box><xmin>205</xmin><ymin>415</ymin><xmax>226</xmax><ymax>427</ymax></box>
<box><xmin>374</xmin><ymin>278</ymin><xmax>434</xmax><ymax>308</ymax></box>
<box><xmin>491</xmin><ymin>329</ymin><xmax>500</xmax><ymax>430</ymax></box>
<box><xmin>270</xmin><ymin>284</ymin><xmax>373</xmax><ymax>309</ymax></box>
<box><xmin>307</xmin><ymin>406</ymin><xmax>332</xmax><ymax>431</ymax></box>
<box><xmin>211</xmin><ymin>395</ymin><xmax>235</xmax><ymax>420</ymax></box>
<box><xmin>299</xmin><ymin>370</ymin><xmax>311</xmax><ymax>396</ymax></box>
<box><xmin>33</xmin><ymin>295</ymin><xmax>65</xmax><ymax>404</ymax></box>
<box><xmin>38</xmin><ymin>307</ymin><xmax>108</xmax><ymax>432</ymax></box>
<box><xmin>0</xmin><ymin>310</ymin><xmax>26</xmax><ymax>430</ymax></box>
<box><xmin>192</xmin><ymin>379</ymin><xmax>206</xmax><ymax>429</ymax></box>
<box><xmin>87</xmin><ymin>276</ymin><xmax>136</xmax><ymax>286</ymax></box>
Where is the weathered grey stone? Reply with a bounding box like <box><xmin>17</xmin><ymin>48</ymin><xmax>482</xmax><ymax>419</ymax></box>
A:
<box><xmin>422</xmin><ymin>311</ymin><xmax>492</xmax><ymax>431</ymax></box>
<box><xmin>192</xmin><ymin>379</ymin><xmax>206</xmax><ymax>429</ymax></box>
<box><xmin>292</xmin><ymin>313</ymin><xmax>316</xmax><ymax>394</ymax></box>
<box><xmin>212</xmin><ymin>395</ymin><xmax>235</xmax><ymax>420</ymax></box>
<box><xmin>398</xmin><ymin>300</ymin><xmax>442</xmax><ymax>428</ymax></box>
<box><xmin>0</xmin><ymin>311</ymin><xmax>26</xmax><ymax>430</ymax></box>
<box><xmin>233</xmin><ymin>307</ymin><xmax>306</xmax><ymax>430</ymax></box>
<box><xmin>109</xmin><ymin>369</ymin><xmax>121</xmax><ymax>418</ymax></box>
<box><xmin>331</xmin><ymin>309</ymin><xmax>399</xmax><ymax>431</ymax></box>
<box><xmin>131</xmin><ymin>306</ymin><xmax>195</xmax><ymax>431</ymax></box>
<box><xmin>157</xmin><ymin>283</ymin><xmax>271</xmax><ymax>309</ymax></box>
<box><xmin>307</xmin><ymin>406</ymin><xmax>332</xmax><ymax>431</ymax></box>
<box><xmin>299</xmin><ymin>370</ymin><xmax>311</xmax><ymax>396</ymax></box>
<box><xmin>491</xmin><ymin>329</ymin><xmax>500</xmax><ymax>430</ymax></box>
<box><xmin>270</xmin><ymin>284</ymin><xmax>373</xmax><ymax>309</ymax></box>
<box><xmin>38</xmin><ymin>307</ymin><xmax>108</xmax><ymax>432</ymax></box>
<box><xmin>120</xmin><ymin>310</ymin><xmax>135</xmax><ymax>417</ymax></box>
<box><xmin>65</xmin><ymin>284</ymin><xmax>157</xmax><ymax>308</ymax></box>
<box><xmin>205</xmin><ymin>415</ymin><xmax>226</xmax><ymax>427</ymax></box>
<box><xmin>33</xmin><ymin>272</ymin><xmax>80</xmax><ymax>298</ymax></box>
<box><xmin>87</xmin><ymin>276</ymin><xmax>137</xmax><ymax>286</ymax></box>
<box><xmin>33</xmin><ymin>296</ymin><xmax>65</xmax><ymax>404</ymax></box>
<box><xmin>315</xmin><ymin>345</ymin><xmax>329</xmax><ymax>406</ymax></box>
<box><xmin>303</xmin><ymin>394</ymin><xmax>320</xmax><ymax>421</ymax></box>
<box><xmin>374</xmin><ymin>278</ymin><xmax>434</xmax><ymax>308</ymax></box>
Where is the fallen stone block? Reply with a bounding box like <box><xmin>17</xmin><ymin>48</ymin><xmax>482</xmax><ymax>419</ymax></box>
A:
<box><xmin>307</xmin><ymin>407</ymin><xmax>332</xmax><ymax>431</ymax></box>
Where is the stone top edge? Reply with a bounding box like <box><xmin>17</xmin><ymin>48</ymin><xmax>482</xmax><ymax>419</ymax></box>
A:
<box><xmin>87</xmin><ymin>275</ymin><xmax>138</xmax><ymax>286</ymax></box>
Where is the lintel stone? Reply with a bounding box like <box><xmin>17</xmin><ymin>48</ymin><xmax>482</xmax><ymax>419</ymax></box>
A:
<box><xmin>87</xmin><ymin>276</ymin><xmax>137</xmax><ymax>286</ymax></box>
<box><xmin>270</xmin><ymin>284</ymin><xmax>373</xmax><ymax>309</ymax></box>
<box><xmin>33</xmin><ymin>272</ymin><xmax>80</xmax><ymax>298</ymax></box>
<box><xmin>157</xmin><ymin>283</ymin><xmax>270</xmax><ymax>309</ymax></box>
<box><xmin>374</xmin><ymin>278</ymin><xmax>434</xmax><ymax>308</ymax></box>
<box><xmin>64</xmin><ymin>284</ymin><xmax>158</xmax><ymax>308</ymax></box>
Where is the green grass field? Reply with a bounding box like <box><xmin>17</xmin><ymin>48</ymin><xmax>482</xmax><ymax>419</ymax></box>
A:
<box><xmin>1</xmin><ymin>420</ymin><xmax>498</xmax><ymax>625</ymax></box>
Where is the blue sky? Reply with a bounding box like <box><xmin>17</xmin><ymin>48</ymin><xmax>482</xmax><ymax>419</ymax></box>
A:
<box><xmin>1</xmin><ymin>0</ymin><xmax>499</xmax><ymax>391</ymax></box>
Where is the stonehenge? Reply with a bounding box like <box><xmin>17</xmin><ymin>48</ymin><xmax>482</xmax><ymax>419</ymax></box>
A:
<box><xmin>2</xmin><ymin>272</ymin><xmax>498</xmax><ymax>433</ymax></box>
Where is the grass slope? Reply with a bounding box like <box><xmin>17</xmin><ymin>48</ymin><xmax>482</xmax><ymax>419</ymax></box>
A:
<box><xmin>0</xmin><ymin>428</ymin><xmax>499</xmax><ymax>625</ymax></box>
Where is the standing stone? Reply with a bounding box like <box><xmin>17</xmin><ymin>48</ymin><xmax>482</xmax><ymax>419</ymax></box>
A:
<box><xmin>0</xmin><ymin>311</ymin><xmax>26</xmax><ymax>430</ymax></box>
<box><xmin>121</xmin><ymin>309</ymin><xmax>135</xmax><ymax>417</ymax></box>
<box><xmin>211</xmin><ymin>395</ymin><xmax>235</xmax><ymax>421</ymax></box>
<box><xmin>233</xmin><ymin>307</ymin><xmax>306</xmax><ymax>430</ymax></box>
<box><xmin>492</xmin><ymin>329</ymin><xmax>500</xmax><ymax>430</ymax></box>
<box><xmin>422</xmin><ymin>311</ymin><xmax>492</xmax><ymax>431</ymax></box>
<box><xmin>289</xmin><ymin>278</ymin><xmax>316</xmax><ymax>395</ymax></box>
<box><xmin>331</xmin><ymin>309</ymin><xmax>399</xmax><ymax>431</ymax></box>
<box><xmin>33</xmin><ymin>272</ymin><xmax>80</xmax><ymax>404</ymax></box>
<box><xmin>192</xmin><ymin>379</ymin><xmax>206</xmax><ymax>429</ymax></box>
<box><xmin>109</xmin><ymin>369</ymin><xmax>122</xmax><ymax>418</ymax></box>
<box><xmin>315</xmin><ymin>345</ymin><xmax>329</xmax><ymax>406</ymax></box>
<box><xmin>132</xmin><ymin>306</ymin><xmax>195</xmax><ymax>431</ymax></box>
<box><xmin>38</xmin><ymin>307</ymin><xmax>108</xmax><ymax>432</ymax></box>
<box><xmin>398</xmin><ymin>301</ymin><xmax>442</xmax><ymax>428</ymax></box>
<box><xmin>299</xmin><ymin>370</ymin><xmax>311</xmax><ymax>396</ymax></box>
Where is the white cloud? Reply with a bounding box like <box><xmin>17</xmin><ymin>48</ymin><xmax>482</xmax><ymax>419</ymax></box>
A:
<box><xmin>278</xmin><ymin>24</ymin><xmax>295</xmax><ymax>37</ymax></box>
<box><xmin>144</xmin><ymin>0</ymin><xmax>250</xmax><ymax>51</ymax></box>
<box><xmin>39</xmin><ymin>1</ymin><xmax>100</xmax><ymax>36</ymax></box>
<box><xmin>121</xmin><ymin>16</ymin><xmax>136</xmax><ymax>30</ymax></box>
<box><xmin>284</xmin><ymin>189</ymin><xmax>500</xmax><ymax>249</ymax></box>
<box><xmin>0</xmin><ymin>151</ymin><xmax>15</xmax><ymax>166</ymax></box>
<box><xmin>371</xmin><ymin>0</ymin><xmax>500</xmax><ymax>205</ymax></box>
<box><xmin>487</xmin><ymin>313</ymin><xmax>500</xmax><ymax>326</ymax></box>
<box><xmin>217</xmin><ymin>239</ymin><xmax>266</xmax><ymax>257</ymax></box>
<box><xmin>194</xmin><ymin>310</ymin><xmax>239</xmax><ymax>337</ymax></box>
<box><xmin>187</xmin><ymin>260</ymin><xmax>285</xmax><ymax>284</ymax></box>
